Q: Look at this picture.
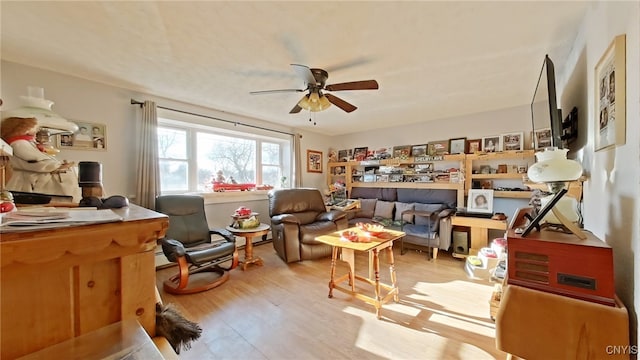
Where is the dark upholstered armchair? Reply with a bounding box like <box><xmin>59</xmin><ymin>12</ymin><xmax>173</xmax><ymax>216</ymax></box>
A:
<box><xmin>156</xmin><ymin>195</ymin><xmax>239</xmax><ymax>294</ymax></box>
<box><xmin>268</xmin><ymin>188</ymin><xmax>348</xmax><ymax>263</ymax></box>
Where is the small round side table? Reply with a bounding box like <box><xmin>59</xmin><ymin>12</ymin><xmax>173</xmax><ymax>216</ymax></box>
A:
<box><xmin>226</xmin><ymin>223</ymin><xmax>270</xmax><ymax>270</ymax></box>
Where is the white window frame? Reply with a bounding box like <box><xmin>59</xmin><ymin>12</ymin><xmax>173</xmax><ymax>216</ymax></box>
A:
<box><xmin>157</xmin><ymin>116</ymin><xmax>292</xmax><ymax>195</ymax></box>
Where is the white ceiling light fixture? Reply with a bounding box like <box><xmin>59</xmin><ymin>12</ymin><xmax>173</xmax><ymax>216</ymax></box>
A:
<box><xmin>3</xmin><ymin>87</ymin><xmax>78</xmax><ymax>134</ymax></box>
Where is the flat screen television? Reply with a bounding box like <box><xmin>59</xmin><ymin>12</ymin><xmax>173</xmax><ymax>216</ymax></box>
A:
<box><xmin>531</xmin><ymin>55</ymin><xmax>563</xmax><ymax>149</ymax></box>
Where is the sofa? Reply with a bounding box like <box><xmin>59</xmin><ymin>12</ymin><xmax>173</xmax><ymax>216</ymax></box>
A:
<box><xmin>268</xmin><ymin>188</ymin><xmax>348</xmax><ymax>263</ymax></box>
<box><xmin>347</xmin><ymin>187</ymin><xmax>456</xmax><ymax>259</ymax></box>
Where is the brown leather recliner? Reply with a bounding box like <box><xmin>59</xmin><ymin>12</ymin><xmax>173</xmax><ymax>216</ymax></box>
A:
<box><xmin>268</xmin><ymin>188</ymin><xmax>348</xmax><ymax>263</ymax></box>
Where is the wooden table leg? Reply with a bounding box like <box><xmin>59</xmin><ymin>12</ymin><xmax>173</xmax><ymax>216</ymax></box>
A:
<box><xmin>387</xmin><ymin>245</ymin><xmax>399</xmax><ymax>302</ymax></box>
<box><xmin>241</xmin><ymin>235</ymin><xmax>264</xmax><ymax>270</ymax></box>
<box><xmin>328</xmin><ymin>246</ymin><xmax>338</xmax><ymax>298</ymax></box>
<box><xmin>373</xmin><ymin>248</ymin><xmax>382</xmax><ymax>319</ymax></box>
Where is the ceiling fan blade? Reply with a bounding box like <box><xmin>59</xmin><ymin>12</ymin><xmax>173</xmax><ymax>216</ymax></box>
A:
<box><xmin>289</xmin><ymin>104</ymin><xmax>303</xmax><ymax>114</ymax></box>
<box><xmin>325</xmin><ymin>94</ymin><xmax>357</xmax><ymax>113</ymax></box>
<box><xmin>325</xmin><ymin>80</ymin><xmax>379</xmax><ymax>91</ymax></box>
<box><xmin>291</xmin><ymin>64</ymin><xmax>317</xmax><ymax>86</ymax></box>
<box><xmin>250</xmin><ymin>89</ymin><xmax>303</xmax><ymax>95</ymax></box>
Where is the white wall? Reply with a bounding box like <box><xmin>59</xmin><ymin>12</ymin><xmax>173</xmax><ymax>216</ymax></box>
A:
<box><xmin>557</xmin><ymin>1</ymin><xmax>639</xmax><ymax>345</ymax></box>
<box><xmin>1</xmin><ymin>60</ymin><xmax>297</xmax><ymax>198</ymax></box>
<box><xmin>333</xmin><ymin>104</ymin><xmax>533</xmax><ymax>152</ymax></box>
<box><xmin>298</xmin><ymin>129</ymin><xmax>332</xmax><ymax>190</ymax></box>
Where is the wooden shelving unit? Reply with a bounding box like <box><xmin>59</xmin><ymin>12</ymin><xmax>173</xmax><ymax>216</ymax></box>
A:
<box><xmin>328</xmin><ymin>154</ymin><xmax>466</xmax><ymax>205</ymax></box>
<box><xmin>464</xmin><ymin>150</ymin><xmax>536</xmax><ymax>201</ymax></box>
<box><xmin>328</xmin><ymin>150</ymin><xmax>583</xmax><ymax>210</ymax></box>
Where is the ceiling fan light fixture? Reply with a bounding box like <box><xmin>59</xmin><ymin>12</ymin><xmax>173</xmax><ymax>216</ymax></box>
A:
<box><xmin>297</xmin><ymin>94</ymin><xmax>331</xmax><ymax>112</ymax></box>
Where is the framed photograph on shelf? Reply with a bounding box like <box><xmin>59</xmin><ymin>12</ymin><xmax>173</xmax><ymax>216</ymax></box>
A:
<box><xmin>428</xmin><ymin>140</ymin><xmax>449</xmax><ymax>155</ymax></box>
<box><xmin>410</xmin><ymin>144</ymin><xmax>427</xmax><ymax>157</ymax></box>
<box><xmin>467</xmin><ymin>189</ymin><xmax>494</xmax><ymax>214</ymax></box>
<box><xmin>353</xmin><ymin>147</ymin><xmax>368</xmax><ymax>161</ymax></box>
<box><xmin>501</xmin><ymin>132</ymin><xmax>524</xmax><ymax>151</ymax></box>
<box><xmin>337</xmin><ymin>149</ymin><xmax>351</xmax><ymax>162</ymax></box>
<box><xmin>595</xmin><ymin>34</ymin><xmax>626</xmax><ymax>151</ymax></box>
<box><xmin>448</xmin><ymin>137</ymin><xmax>467</xmax><ymax>154</ymax></box>
<box><xmin>467</xmin><ymin>139</ymin><xmax>481</xmax><ymax>153</ymax></box>
<box><xmin>306</xmin><ymin>149</ymin><xmax>323</xmax><ymax>173</ymax></box>
<box><xmin>392</xmin><ymin>145</ymin><xmax>411</xmax><ymax>159</ymax></box>
<box><xmin>481</xmin><ymin>135</ymin><xmax>501</xmax><ymax>153</ymax></box>
<box><xmin>58</xmin><ymin>121</ymin><xmax>106</xmax><ymax>151</ymax></box>
<box><xmin>533</xmin><ymin>127</ymin><xmax>552</xmax><ymax>150</ymax></box>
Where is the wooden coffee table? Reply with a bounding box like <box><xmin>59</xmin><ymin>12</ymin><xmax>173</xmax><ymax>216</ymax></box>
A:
<box><xmin>226</xmin><ymin>223</ymin><xmax>270</xmax><ymax>270</ymax></box>
<box><xmin>315</xmin><ymin>227</ymin><xmax>405</xmax><ymax>319</ymax></box>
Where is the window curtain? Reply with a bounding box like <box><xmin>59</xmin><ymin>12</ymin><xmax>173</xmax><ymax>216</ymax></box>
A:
<box><xmin>134</xmin><ymin>100</ymin><xmax>160</xmax><ymax>209</ymax></box>
<box><xmin>293</xmin><ymin>133</ymin><xmax>302</xmax><ymax>188</ymax></box>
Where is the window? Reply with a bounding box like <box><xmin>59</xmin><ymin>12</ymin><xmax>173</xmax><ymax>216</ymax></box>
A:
<box><xmin>157</xmin><ymin>115</ymin><xmax>292</xmax><ymax>194</ymax></box>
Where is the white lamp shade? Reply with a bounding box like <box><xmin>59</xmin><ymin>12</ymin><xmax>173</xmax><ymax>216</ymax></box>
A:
<box><xmin>3</xmin><ymin>87</ymin><xmax>78</xmax><ymax>134</ymax></box>
<box><xmin>527</xmin><ymin>148</ymin><xmax>582</xmax><ymax>183</ymax></box>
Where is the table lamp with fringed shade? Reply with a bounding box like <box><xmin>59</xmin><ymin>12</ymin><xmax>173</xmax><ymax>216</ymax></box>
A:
<box><xmin>523</xmin><ymin>147</ymin><xmax>586</xmax><ymax>239</ymax></box>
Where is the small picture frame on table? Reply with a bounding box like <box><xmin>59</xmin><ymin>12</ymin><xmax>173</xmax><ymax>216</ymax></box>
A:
<box><xmin>467</xmin><ymin>189</ymin><xmax>494</xmax><ymax>214</ymax></box>
<box><xmin>481</xmin><ymin>136</ymin><xmax>501</xmax><ymax>153</ymax></box>
<box><xmin>501</xmin><ymin>132</ymin><xmax>524</xmax><ymax>151</ymax></box>
<box><xmin>467</xmin><ymin>139</ymin><xmax>481</xmax><ymax>154</ymax></box>
<box><xmin>306</xmin><ymin>149</ymin><xmax>323</xmax><ymax>173</ymax></box>
<box><xmin>448</xmin><ymin>137</ymin><xmax>467</xmax><ymax>154</ymax></box>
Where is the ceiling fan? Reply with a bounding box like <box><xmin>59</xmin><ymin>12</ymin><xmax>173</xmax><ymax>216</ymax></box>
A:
<box><xmin>250</xmin><ymin>64</ymin><xmax>379</xmax><ymax>114</ymax></box>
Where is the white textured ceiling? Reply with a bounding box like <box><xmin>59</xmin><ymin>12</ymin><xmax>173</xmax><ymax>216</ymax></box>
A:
<box><xmin>1</xmin><ymin>1</ymin><xmax>588</xmax><ymax>136</ymax></box>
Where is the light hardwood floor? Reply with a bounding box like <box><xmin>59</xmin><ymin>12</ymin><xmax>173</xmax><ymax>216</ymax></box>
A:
<box><xmin>156</xmin><ymin>243</ymin><xmax>508</xmax><ymax>360</ymax></box>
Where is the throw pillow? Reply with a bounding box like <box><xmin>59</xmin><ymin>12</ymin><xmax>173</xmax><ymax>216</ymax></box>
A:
<box><xmin>374</xmin><ymin>200</ymin><xmax>394</xmax><ymax>220</ymax></box>
<box><xmin>394</xmin><ymin>202</ymin><xmax>415</xmax><ymax>223</ymax></box>
<box><xmin>354</xmin><ymin>198</ymin><xmax>377</xmax><ymax>218</ymax></box>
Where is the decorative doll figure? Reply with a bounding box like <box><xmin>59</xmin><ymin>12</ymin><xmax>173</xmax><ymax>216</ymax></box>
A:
<box><xmin>214</xmin><ymin>170</ymin><xmax>226</xmax><ymax>183</ymax></box>
<box><xmin>0</xmin><ymin>117</ymin><xmax>81</xmax><ymax>201</ymax></box>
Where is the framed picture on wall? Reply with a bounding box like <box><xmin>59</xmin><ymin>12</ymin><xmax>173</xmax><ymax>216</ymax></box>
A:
<box><xmin>595</xmin><ymin>34</ymin><xmax>626</xmax><ymax>151</ymax></box>
<box><xmin>306</xmin><ymin>149</ymin><xmax>323</xmax><ymax>173</ymax></box>
<box><xmin>58</xmin><ymin>121</ymin><xmax>107</xmax><ymax>151</ymax></box>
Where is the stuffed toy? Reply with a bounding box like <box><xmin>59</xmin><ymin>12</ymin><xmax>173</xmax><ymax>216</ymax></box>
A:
<box><xmin>0</xmin><ymin>116</ymin><xmax>81</xmax><ymax>201</ymax></box>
